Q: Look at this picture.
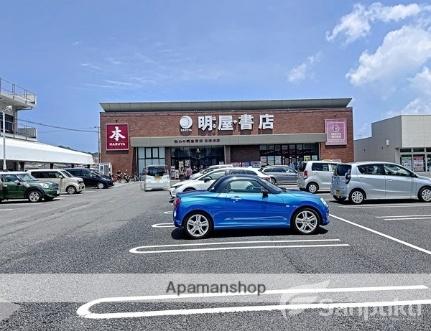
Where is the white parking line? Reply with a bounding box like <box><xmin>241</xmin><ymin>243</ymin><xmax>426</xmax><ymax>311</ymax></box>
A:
<box><xmin>130</xmin><ymin>244</ymin><xmax>349</xmax><ymax>254</ymax></box>
<box><xmin>330</xmin><ymin>214</ymin><xmax>431</xmax><ymax>255</ymax></box>
<box><xmin>376</xmin><ymin>214</ymin><xmax>431</xmax><ymax>218</ymax></box>
<box><xmin>384</xmin><ymin>217</ymin><xmax>431</xmax><ymax>221</ymax></box>
<box><xmin>337</xmin><ymin>203</ymin><xmax>431</xmax><ymax>209</ymax></box>
<box><xmin>132</xmin><ymin>239</ymin><xmax>341</xmax><ymax>250</ymax></box>
<box><xmin>77</xmin><ymin>284</ymin><xmax>428</xmax><ymax>319</ymax></box>
<box><xmin>163</xmin><ymin>211</ymin><xmax>172</xmax><ymax>215</ymax></box>
<box><xmin>0</xmin><ymin>208</ymin><xmax>14</xmax><ymax>211</ymax></box>
<box><xmin>152</xmin><ymin>223</ymin><xmax>175</xmax><ymax>228</ymax></box>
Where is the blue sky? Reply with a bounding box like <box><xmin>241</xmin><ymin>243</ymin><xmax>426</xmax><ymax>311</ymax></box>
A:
<box><xmin>2</xmin><ymin>0</ymin><xmax>431</xmax><ymax>152</ymax></box>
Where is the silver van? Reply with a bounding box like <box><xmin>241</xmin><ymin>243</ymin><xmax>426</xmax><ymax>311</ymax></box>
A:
<box><xmin>331</xmin><ymin>162</ymin><xmax>431</xmax><ymax>204</ymax></box>
<box><xmin>28</xmin><ymin>169</ymin><xmax>85</xmax><ymax>194</ymax></box>
<box><xmin>298</xmin><ymin>161</ymin><xmax>339</xmax><ymax>193</ymax></box>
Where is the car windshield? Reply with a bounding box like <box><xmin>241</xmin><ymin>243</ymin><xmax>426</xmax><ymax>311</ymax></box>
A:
<box><xmin>61</xmin><ymin>170</ymin><xmax>73</xmax><ymax>178</ymax></box>
<box><xmin>16</xmin><ymin>173</ymin><xmax>38</xmax><ymax>182</ymax></box>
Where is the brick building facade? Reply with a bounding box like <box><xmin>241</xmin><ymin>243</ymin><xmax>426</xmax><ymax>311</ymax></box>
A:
<box><xmin>100</xmin><ymin>99</ymin><xmax>354</xmax><ymax>175</ymax></box>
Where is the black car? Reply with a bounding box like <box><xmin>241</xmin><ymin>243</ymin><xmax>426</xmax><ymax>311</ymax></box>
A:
<box><xmin>64</xmin><ymin>168</ymin><xmax>113</xmax><ymax>189</ymax></box>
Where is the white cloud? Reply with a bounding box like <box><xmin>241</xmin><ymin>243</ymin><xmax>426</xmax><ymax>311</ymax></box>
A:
<box><xmin>346</xmin><ymin>26</ymin><xmax>431</xmax><ymax>86</ymax></box>
<box><xmin>327</xmin><ymin>2</ymin><xmax>421</xmax><ymax>42</ymax></box>
<box><xmin>409</xmin><ymin>66</ymin><xmax>431</xmax><ymax>95</ymax></box>
<box><xmin>386</xmin><ymin>97</ymin><xmax>431</xmax><ymax>117</ymax></box>
<box><xmin>287</xmin><ymin>53</ymin><xmax>321</xmax><ymax>83</ymax></box>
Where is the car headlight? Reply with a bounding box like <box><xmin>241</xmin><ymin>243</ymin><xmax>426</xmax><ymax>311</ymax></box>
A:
<box><xmin>320</xmin><ymin>197</ymin><xmax>328</xmax><ymax>207</ymax></box>
<box><xmin>41</xmin><ymin>183</ymin><xmax>50</xmax><ymax>189</ymax></box>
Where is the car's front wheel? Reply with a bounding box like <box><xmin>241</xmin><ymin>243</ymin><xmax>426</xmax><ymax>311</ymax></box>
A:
<box><xmin>97</xmin><ymin>182</ymin><xmax>105</xmax><ymax>189</ymax></box>
<box><xmin>184</xmin><ymin>212</ymin><xmax>212</xmax><ymax>239</ymax></box>
<box><xmin>418</xmin><ymin>186</ymin><xmax>431</xmax><ymax>202</ymax></box>
<box><xmin>66</xmin><ymin>185</ymin><xmax>77</xmax><ymax>194</ymax></box>
<box><xmin>183</xmin><ymin>187</ymin><xmax>195</xmax><ymax>192</ymax></box>
<box><xmin>27</xmin><ymin>190</ymin><xmax>42</xmax><ymax>203</ymax></box>
<box><xmin>291</xmin><ymin>208</ymin><xmax>320</xmax><ymax>235</ymax></box>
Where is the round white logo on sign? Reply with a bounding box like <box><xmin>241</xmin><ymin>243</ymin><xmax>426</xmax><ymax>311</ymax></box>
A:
<box><xmin>180</xmin><ymin>116</ymin><xmax>193</xmax><ymax>129</ymax></box>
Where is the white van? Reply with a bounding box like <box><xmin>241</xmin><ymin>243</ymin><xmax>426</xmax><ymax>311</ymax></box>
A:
<box><xmin>27</xmin><ymin>169</ymin><xmax>85</xmax><ymax>194</ymax></box>
<box><xmin>143</xmin><ymin>165</ymin><xmax>170</xmax><ymax>191</ymax></box>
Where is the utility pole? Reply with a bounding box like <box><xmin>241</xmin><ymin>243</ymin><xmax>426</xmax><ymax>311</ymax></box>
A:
<box><xmin>94</xmin><ymin>126</ymin><xmax>101</xmax><ymax>163</ymax></box>
<box><xmin>1</xmin><ymin>105</ymin><xmax>12</xmax><ymax>171</ymax></box>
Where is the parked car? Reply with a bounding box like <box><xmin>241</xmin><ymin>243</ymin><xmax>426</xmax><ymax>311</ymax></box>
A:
<box><xmin>143</xmin><ymin>165</ymin><xmax>170</xmax><ymax>191</ymax></box>
<box><xmin>0</xmin><ymin>172</ymin><xmax>60</xmax><ymax>203</ymax></box>
<box><xmin>260</xmin><ymin>165</ymin><xmax>297</xmax><ymax>185</ymax></box>
<box><xmin>190</xmin><ymin>164</ymin><xmax>233</xmax><ymax>180</ymax></box>
<box><xmin>64</xmin><ymin>168</ymin><xmax>113</xmax><ymax>189</ymax></box>
<box><xmin>331</xmin><ymin>162</ymin><xmax>431</xmax><ymax>204</ymax></box>
<box><xmin>169</xmin><ymin>167</ymin><xmax>271</xmax><ymax>199</ymax></box>
<box><xmin>27</xmin><ymin>169</ymin><xmax>85</xmax><ymax>194</ymax></box>
<box><xmin>297</xmin><ymin>161</ymin><xmax>339</xmax><ymax>193</ymax></box>
<box><xmin>173</xmin><ymin>174</ymin><xmax>329</xmax><ymax>239</ymax></box>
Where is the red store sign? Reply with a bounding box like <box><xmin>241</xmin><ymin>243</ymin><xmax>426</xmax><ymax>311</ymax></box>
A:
<box><xmin>106</xmin><ymin>123</ymin><xmax>129</xmax><ymax>151</ymax></box>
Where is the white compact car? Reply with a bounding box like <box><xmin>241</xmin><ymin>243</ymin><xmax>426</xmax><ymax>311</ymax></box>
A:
<box><xmin>169</xmin><ymin>167</ymin><xmax>271</xmax><ymax>199</ymax></box>
<box><xmin>143</xmin><ymin>165</ymin><xmax>170</xmax><ymax>191</ymax></box>
<box><xmin>27</xmin><ymin>169</ymin><xmax>85</xmax><ymax>194</ymax></box>
<box><xmin>297</xmin><ymin>161</ymin><xmax>339</xmax><ymax>193</ymax></box>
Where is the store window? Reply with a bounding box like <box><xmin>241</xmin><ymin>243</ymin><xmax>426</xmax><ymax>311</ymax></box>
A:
<box><xmin>413</xmin><ymin>155</ymin><xmax>425</xmax><ymax>172</ymax></box>
<box><xmin>400</xmin><ymin>155</ymin><xmax>412</xmax><ymax>170</ymax></box>
<box><xmin>260</xmin><ymin>143</ymin><xmax>319</xmax><ymax>169</ymax></box>
<box><xmin>137</xmin><ymin>147</ymin><xmax>166</xmax><ymax>175</ymax></box>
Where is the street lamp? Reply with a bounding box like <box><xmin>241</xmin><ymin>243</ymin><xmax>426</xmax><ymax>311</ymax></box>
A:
<box><xmin>94</xmin><ymin>126</ymin><xmax>101</xmax><ymax>163</ymax></box>
<box><xmin>1</xmin><ymin>105</ymin><xmax>12</xmax><ymax>171</ymax></box>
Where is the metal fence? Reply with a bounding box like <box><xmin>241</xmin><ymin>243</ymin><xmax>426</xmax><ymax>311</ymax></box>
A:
<box><xmin>0</xmin><ymin>77</ymin><xmax>36</xmax><ymax>106</ymax></box>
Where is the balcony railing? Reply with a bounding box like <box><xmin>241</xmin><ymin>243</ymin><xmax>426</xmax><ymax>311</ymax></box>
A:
<box><xmin>0</xmin><ymin>77</ymin><xmax>37</xmax><ymax>107</ymax></box>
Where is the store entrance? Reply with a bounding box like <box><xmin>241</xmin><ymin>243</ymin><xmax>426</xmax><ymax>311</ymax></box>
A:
<box><xmin>170</xmin><ymin>146</ymin><xmax>224</xmax><ymax>172</ymax></box>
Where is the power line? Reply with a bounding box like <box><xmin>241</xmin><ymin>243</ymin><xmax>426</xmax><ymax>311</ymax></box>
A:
<box><xmin>17</xmin><ymin>119</ymin><xmax>98</xmax><ymax>133</ymax></box>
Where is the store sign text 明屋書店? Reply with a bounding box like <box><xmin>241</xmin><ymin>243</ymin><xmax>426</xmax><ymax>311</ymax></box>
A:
<box><xmin>179</xmin><ymin>114</ymin><xmax>274</xmax><ymax>133</ymax></box>
<box><xmin>106</xmin><ymin>124</ymin><xmax>129</xmax><ymax>151</ymax></box>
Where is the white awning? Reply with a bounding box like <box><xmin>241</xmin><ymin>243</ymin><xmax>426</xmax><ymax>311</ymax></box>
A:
<box><xmin>0</xmin><ymin>137</ymin><xmax>93</xmax><ymax>165</ymax></box>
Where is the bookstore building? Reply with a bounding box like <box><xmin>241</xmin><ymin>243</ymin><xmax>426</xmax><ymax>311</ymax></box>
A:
<box><xmin>99</xmin><ymin>98</ymin><xmax>354</xmax><ymax>175</ymax></box>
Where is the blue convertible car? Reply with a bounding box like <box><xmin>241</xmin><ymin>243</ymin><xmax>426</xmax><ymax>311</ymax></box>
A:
<box><xmin>173</xmin><ymin>175</ymin><xmax>329</xmax><ymax>239</ymax></box>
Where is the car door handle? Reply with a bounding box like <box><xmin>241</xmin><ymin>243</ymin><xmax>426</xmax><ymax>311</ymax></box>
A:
<box><xmin>231</xmin><ymin>196</ymin><xmax>241</xmax><ymax>201</ymax></box>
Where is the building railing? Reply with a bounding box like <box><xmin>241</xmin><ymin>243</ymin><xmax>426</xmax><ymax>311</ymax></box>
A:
<box><xmin>0</xmin><ymin>77</ymin><xmax>37</xmax><ymax>106</ymax></box>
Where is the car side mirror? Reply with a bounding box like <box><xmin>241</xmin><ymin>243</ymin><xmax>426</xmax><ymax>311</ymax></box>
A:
<box><xmin>203</xmin><ymin>177</ymin><xmax>211</xmax><ymax>183</ymax></box>
<box><xmin>262</xmin><ymin>189</ymin><xmax>269</xmax><ymax>198</ymax></box>
<box><xmin>14</xmin><ymin>180</ymin><xmax>21</xmax><ymax>186</ymax></box>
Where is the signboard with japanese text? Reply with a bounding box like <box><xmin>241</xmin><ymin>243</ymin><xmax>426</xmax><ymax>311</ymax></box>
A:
<box><xmin>106</xmin><ymin>123</ymin><xmax>129</xmax><ymax>151</ymax></box>
<box><xmin>178</xmin><ymin>113</ymin><xmax>274</xmax><ymax>134</ymax></box>
<box><xmin>325</xmin><ymin>119</ymin><xmax>347</xmax><ymax>146</ymax></box>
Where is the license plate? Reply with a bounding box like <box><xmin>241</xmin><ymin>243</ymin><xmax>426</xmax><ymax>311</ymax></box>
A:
<box><xmin>57</xmin><ymin>190</ymin><xmax>60</xmax><ymax>194</ymax></box>
<box><xmin>336</xmin><ymin>190</ymin><xmax>341</xmax><ymax>196</ymax></box>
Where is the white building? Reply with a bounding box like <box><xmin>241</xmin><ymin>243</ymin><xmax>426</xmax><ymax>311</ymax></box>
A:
<box><xmin>0</xmin><ymin>77</ymin><xmax>93</xmax><ymax>170</ymax></box>
<box><xmin>355</xmin><ymin>115</ymin><xmax>431</xmax><ymax>173</ymax></box>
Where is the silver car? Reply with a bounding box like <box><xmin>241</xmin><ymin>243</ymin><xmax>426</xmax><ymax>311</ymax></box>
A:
<box><xmin>331</xmin><ymin>162</ymin><xmax>431</xmax><ymax>204</ymax></box>
<box><xmin>260</xmin><ymin>166</ymin><xmax>297</xmax><ymax>185</ymax></box>
<box><xmin>297</xmin><ymin>161</ymin><xmax>339</xmax><ymax>193</ymax></box>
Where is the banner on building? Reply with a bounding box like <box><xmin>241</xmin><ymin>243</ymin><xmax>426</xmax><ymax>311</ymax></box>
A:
<box><xmin>325</xmin><ymin>119</ymin><xmax>347</xmax><ymax>146</ymax></box>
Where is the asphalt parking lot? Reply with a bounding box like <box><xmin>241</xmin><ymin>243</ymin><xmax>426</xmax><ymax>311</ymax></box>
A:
<box><xmin>0</xmin><ymin>183</ymin><xmax>430</xmax><ymax>330</ymax></box>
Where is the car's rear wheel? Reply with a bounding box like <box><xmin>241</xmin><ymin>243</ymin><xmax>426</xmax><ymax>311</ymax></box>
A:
<box><xmin>183</xmin><ymin>187</ymin><xmax>195</xmax><ymax>192</ymax></box>
<box><xmin>349</xmin><ymin>189</ymin><xmax>365</xmax><ymax>204</ymax></box>
<box><xmin>418</xmin><ymin>186</ymin><xmax>431</xmax><ymax>202</ymax></box>
<box><xmin>184</xmin><ymin>212</ymin><xmax>212</xmax><ymax>239</ymax></box>
<box><xmin>291</xmin><ymin>208</ymin><xmax>319</xmax><ymax>235</ymax></box>
<box><xmin>306</xmin><ymin>182</ymin><xmax>319</xmax><ymax>194</ymax></box>
<box><xmin>66</xmin><ymin>185</ymin><xmax>77</xmax><ymax>194</ymax></box>
<box><xmin>270</xmin><ymin>177</ymin><xmax>276</xmax><ymax>185</ymax></box>
<box><xmin>27</xmin><ymin>190</ymin><xmax>42</xmax><ymax>203</ymax></box>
